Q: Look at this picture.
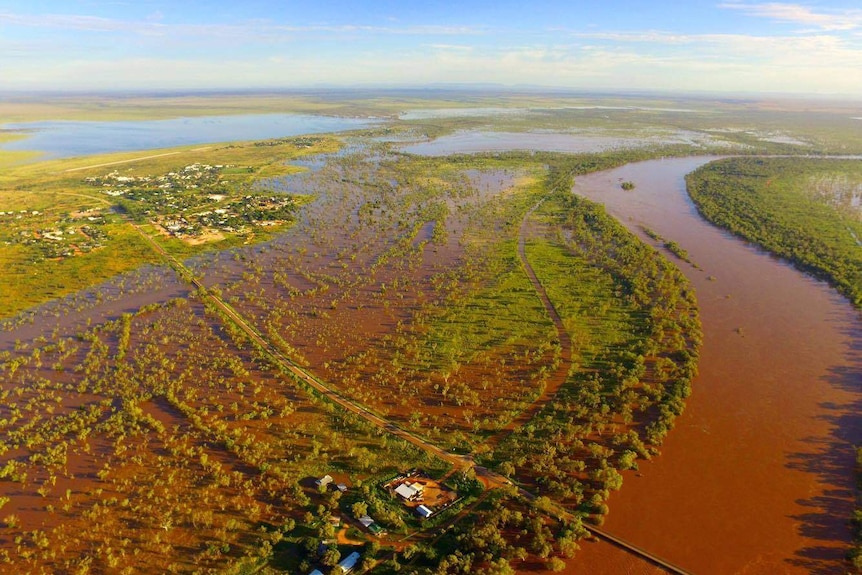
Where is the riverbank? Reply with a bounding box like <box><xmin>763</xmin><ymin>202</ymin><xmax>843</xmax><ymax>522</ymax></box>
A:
<box><xmin>568</xmin><ymin>156</ymin><xmax>861</xmax><ymax>574</ymax></box>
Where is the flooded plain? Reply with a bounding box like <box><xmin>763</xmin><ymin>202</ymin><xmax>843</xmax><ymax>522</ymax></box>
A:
<box><xmin>566</xmin><ymin>157</ymin><xmax>861</xmax><ymax>574</ymax></box>
<box><xmin>399</xmin><ymin>130</ymin><xmax>736</xmax><ymax>156</ymax></box>
<box><xmin>1</xmin><ymin>129</ymin><xmax>858</xmax><ymax>572</ymax></box>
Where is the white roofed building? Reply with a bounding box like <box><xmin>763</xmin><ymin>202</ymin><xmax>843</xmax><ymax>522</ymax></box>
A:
<box><xmin>395</xmin><ymin>483</ymin><xmax>418</xmax><ymax>500</ymax></box>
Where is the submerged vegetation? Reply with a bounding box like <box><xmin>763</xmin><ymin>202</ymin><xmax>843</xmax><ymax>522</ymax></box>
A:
<box><xmin>1</xmin><ymin>92</ymin><xmax>858</xmax><ymax>572</ymax></box>
<box><xmin>0</xmin><ymin>296</ymin><xmax>444</xmax><ymax>572</ymax></box>
<box><xmin>686</xmin><ymin>157</ymin><xmax>862</xmax><ymax>307</ymax></box>
<box><xmin>0</xmin><ymin>136</ymin><xmax>704</xmax><ymax>573</ymax></box>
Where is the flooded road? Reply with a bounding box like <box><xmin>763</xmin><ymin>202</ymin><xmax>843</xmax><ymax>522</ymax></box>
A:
<box><xmin>565</xmin><ymin>156</ymin><xmax>861</xmax><ymax>574</ymax></box>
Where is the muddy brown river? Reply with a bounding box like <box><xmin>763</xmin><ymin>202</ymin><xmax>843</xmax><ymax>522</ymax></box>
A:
<box><xmin>560</xmin><ymin>157</ymin><xmax>861</xmax><ymax>574</ymax></box>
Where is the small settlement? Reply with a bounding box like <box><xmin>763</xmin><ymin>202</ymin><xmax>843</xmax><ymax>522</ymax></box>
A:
<box><xmin>304</xmin><ymin>469</ymin><xmax>459</xmax><ymax>573</ymax></box>
<box><xmin>83</xmin><ymin>164</ymin><xmax>301</xmax><ymax>242</ymax></box>
<box><xmin>382</xmin><ymin>469</ymin><xmax>458</xmax><ymax>520</ymax></box>
<box><xmin>307</xmin><ymin>474</ymin><xmax>364</xmax><ymax>574</ymax></box>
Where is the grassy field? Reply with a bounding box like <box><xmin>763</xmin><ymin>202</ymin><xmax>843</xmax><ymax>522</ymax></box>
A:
<box><xmin>0</xmin><ymin>133</ymin><xmax>39</xmax><ymax>168</ymax></box>
<box><xmin>0</xmin><ymin>94</ymin><xmax>355</xmax><ymax>123</ymax></box>
<box><xmin>687</xmin><ymin>157</ymin><xmax>862</xmax><ymax>307</ymax></box>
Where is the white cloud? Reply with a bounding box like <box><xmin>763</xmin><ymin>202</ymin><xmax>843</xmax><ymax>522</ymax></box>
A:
<box><xmin>0</xmin><ymin>11</ymin><xmax>485</xmax><ymax>38</ymax></box>
<box><xmin>572</xmin><ymin>29</ymin><xmax>862</xmax><ymax>67</ymax></box>
<box><xmin>0</xmin><ymin>12</ymin><xmax>139</xmax><ymax>32</ymax></box>
<box><xmin>4</xmin><ymin>44</ymin><xmax>862</xmax><ymax>96</ymax></box>
<box><xmin>2</xmin><ymin>9</ymin><xmax>862</xmax><ymax>96</ymax></box>
<box><xmin>428</xmin><ymin>44</ymin><xmax>474</xmax><ymax>51</ymax></box>
<box><xmin>720</xmin><ymin>2</ymin><xmax>862</xmax><ymax>31</ymax></box>
<box><xmin>571</xmin><ymin>31</ymin><xmax>699</xmax><ymax>44</ymax></box>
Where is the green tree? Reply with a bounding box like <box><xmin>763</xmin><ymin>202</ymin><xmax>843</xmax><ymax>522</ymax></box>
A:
<box><xmin>365</xmin><ymin>539</ymin><xmax>381</xmax><ymax>557</ymax></box>
<box><xmin>498</xmin><ymin>461</ymin><xmax>516</xmax><ymax>477</ymax></box>
<box><xmin>321</xmin><ymin>547</ymin><xmax>341</xmax><ymax>567</ymax></box>
<box><xmin>352</xmin><ymin>501</ymin><xmax>368</xmax><ymax>519</ymax></box>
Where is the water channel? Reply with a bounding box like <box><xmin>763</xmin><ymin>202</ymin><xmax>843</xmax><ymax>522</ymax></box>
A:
<box><xmin>563</xmin><ymin>157</ymin><xmax>860</xmax><ymax>575</ymax></box>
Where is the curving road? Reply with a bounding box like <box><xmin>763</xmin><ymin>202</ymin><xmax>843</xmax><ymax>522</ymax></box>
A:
<box><xmin>486</xmin><ymin>197</ymin><xmax>574</xmax><ymax>445</ymax></box>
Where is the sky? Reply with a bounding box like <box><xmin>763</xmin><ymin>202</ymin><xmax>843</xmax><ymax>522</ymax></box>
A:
<box><xmin>1</xmin><ymin>1</ymin><xmax>862</xmax><ymax>96</ymax></box>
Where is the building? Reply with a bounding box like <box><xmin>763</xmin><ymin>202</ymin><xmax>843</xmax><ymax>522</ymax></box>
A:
<box><xmin>395</xmin><ymin>483</ymin><xmax>417</xmax><ymax>500</ymax></box>
<box><xmin>416</xmin><ymin>504</ymin><xmax>434</xmax><ymax>518</ymax></box>
<box><xmin>358</xmin><ymin>515</ymin><xmax>386</xmax><ymax>536</ymax></box>
<box><xmin>315</xmin><ymin>474</ymin><xmax>333</xmax><ymax>488</ymax></box>
<box><xmin>394</xmin><ymin>481</ymin><xmax>424</xmax><ymax>501</ymax></box>
<box><xmin>338</xmin><ymin>551</ymin><xmax>361</xmax><ymax>574</ymax></box>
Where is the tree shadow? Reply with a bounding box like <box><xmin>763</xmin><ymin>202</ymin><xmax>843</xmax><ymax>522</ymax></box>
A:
<box><xmin>784</xmin><ymin>317</ymin><xmax>861</xmax><ymax>574</ymax></box>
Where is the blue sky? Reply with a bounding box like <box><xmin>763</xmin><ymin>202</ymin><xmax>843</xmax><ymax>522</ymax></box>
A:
<box><xmin>2</xmin><ymin>1</ymin><xmax>862</xmax><ymax>96</ymax></box>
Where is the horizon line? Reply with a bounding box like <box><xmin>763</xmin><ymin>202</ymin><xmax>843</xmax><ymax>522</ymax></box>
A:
<box><xmin>1</xmin><ymin>84</ymin><xmax>862</xmax><ymax>104</ymax></box>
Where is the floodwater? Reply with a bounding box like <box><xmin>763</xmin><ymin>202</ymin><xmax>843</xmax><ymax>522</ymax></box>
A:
<box><xmin>400</xmin><ymin>130</ymin><xmax>734</xmax><ymax>156</ymax></box>
<box><xmin>397</xmin><ymin>105</ymin><xmax>701</xmax><ymax>121</ymax></box>
<box><xmin>564</xmin><ymin>157</ymin><xmax>861</xmax><ymax>574</ymax></box>
<box><xmin>399</xmin><ymin>107</ymin><xmax>527</xmax><ymax>120</ymax></box>
<box><xmin>0</xmin><ymin>113</ymin><xmax>377</xmax><ymax>159</ymax></box>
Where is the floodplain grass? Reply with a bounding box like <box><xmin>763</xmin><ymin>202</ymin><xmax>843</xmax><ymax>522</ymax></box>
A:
<box><xmin>411</xmin><ymin>171</ymin><xmax>552</xmax><ymax>369</ymax></box>
<box><xmin>3</xmin><ymin>92</ymin><xmax>861</xmax><ymax>572</ymax></box>
<box><xmin>393</xmin><ymin>102</ymin><xmax>862</xmax><ymax>155</ymax></box>
<box><xmin>488</xmin><ymin>181</ymin><xmax>701</xmax><ymax>523</ymax></box>
<box><xmin>208</xmin><ymin>148</ymin><xmax>566</xmax><ymax>449</ymax></box>
<box><xmin>182</xmin><ymin>144</ymin><xmax>701</xmax><ymax>570</ymax></box>
<box><xmin>523</xmin><ymin>237</ymin><xmax>637</xmax><ymax>365</ymax></box>
<box><xmin>0</xmin><ymin>222</ymin><xmax>160</xmax><ymax>318</ymax></box>
<box><xmin>7</xmin><ymin>91</ymin><xmax>862</xmax><ymax>170</ymax></box>
<box><xmin>0</xmin><ymin>133</ymin><xmax>40</xmax><ymax>168</ymax></box>
<box><xmin>0</xmin><ymin>94</ymin><xmax>353</xmax><ymax>123</ymax></box>
<box><xmin>418</xmin><ymin>238</ymin><xmax>554</xmax><ymax>373</ymax></box>
<box><xmin>687</xmin><ymin>157</ymin><xmax>862</xmax><ymax>308</ymax></box>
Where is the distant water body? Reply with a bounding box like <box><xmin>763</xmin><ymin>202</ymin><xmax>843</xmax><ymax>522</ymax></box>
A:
<box><xmin>0</xmin><ymin>114</ymin><xmax>378</xmax><ymax>159</ymax></box>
